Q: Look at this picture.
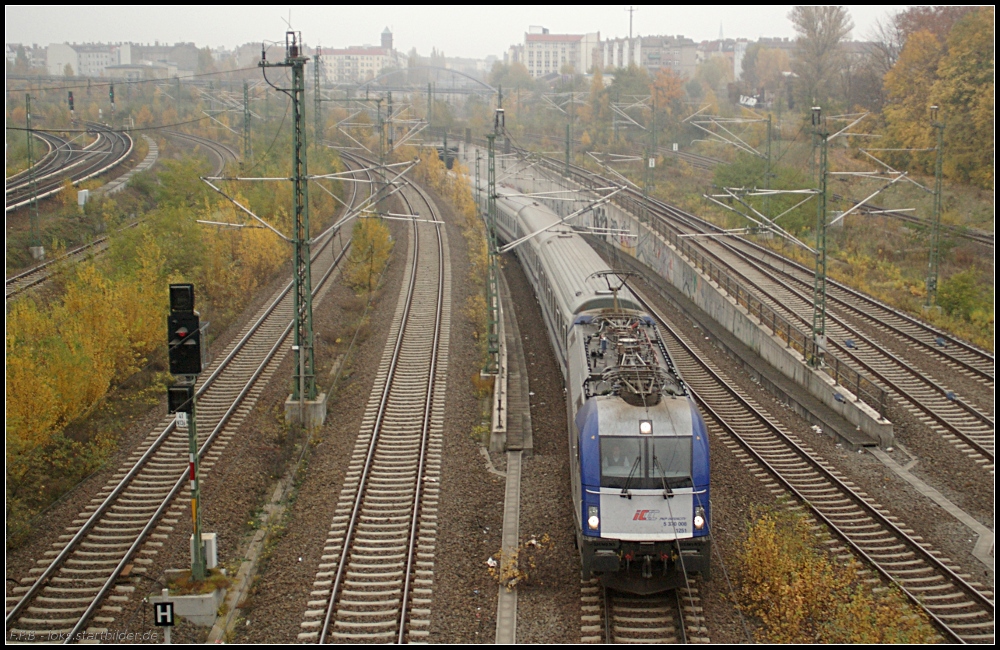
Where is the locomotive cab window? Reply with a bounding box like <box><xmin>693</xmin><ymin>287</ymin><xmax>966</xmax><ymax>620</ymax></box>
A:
<box><xmin>600</xmin><ymin>437</ymin><xmax>692</xmax><ymax>490</ymax></box>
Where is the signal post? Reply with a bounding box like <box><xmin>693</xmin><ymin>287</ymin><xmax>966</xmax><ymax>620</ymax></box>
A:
<box><xmin>167</xmin><ymin>284</ymin><xmax>207</xmax><ymax>580</ymax></box>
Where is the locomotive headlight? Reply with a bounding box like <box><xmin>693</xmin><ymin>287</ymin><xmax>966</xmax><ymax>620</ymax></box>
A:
<box><xmin>639</xmin><ymin>420</ymin><xmax>653</xmax><ymax>435</ymax></box>
<box><xmin>694</xmin><ymin>507</ymin><xmax>706</xmax><ymax>530</ymax></box>
<box><xmin>587</xmin><ymin>505</ymin><xmax>600</xmax><ymax>530</ymax></box>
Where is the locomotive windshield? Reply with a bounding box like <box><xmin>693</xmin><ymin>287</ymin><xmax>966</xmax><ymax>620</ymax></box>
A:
<box><xmin>600</xmin><ymin>437</ymin><xmax>692</xmax><ymax>490</ymax></box>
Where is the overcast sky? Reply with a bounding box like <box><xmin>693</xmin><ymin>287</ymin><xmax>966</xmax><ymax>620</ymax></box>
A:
<box><xmin>7</xmin><ymin>5</ymin><xmax>903</xmax><ymax>59</ymax></box>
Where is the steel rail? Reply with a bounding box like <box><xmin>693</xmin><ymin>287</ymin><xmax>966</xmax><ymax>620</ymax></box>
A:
<box><xmin>636</xmin><ymin>209</ymin><xmax>995</xmax><ymax>459</ymax></box>
<box><xmin>533</xmin><ymin>151</ymin><xmax>992</xmax><ymax>378</ymax></box>
<box><xmin>163</xmin><ymin>130</ymin><xmax>239</xmax><ymax>176</ymax></box>
<box><xmin>5</xmin><ymin>221</ymin><xmax>351</xmax><ymax>631</ymax></box>
<box><xmin>648</xmin><ymin>196</ymin><xmax>995</xmax><ymax>384</ymax></box>
<box><xmin>528</xmin><ymin>154</ymin><xmax>994</xmax><ymax>458</ymax></box>
<box><xmin>5</xmin><ymin>131</ymin><xmax>98</xmax><ymax>195</ymax></box>
<box><xmin>7</xmin><ymin>127</ymin><xmax>133</xmax><ymax>212</ymax></box>
<box><xmin>5</xmin><ymin>131</ymin><xmax>57</xmax><ymax>189</ymax></box>
<box><xmin>396</xmin><ymin>183</ymin><xmax>444</xmax><ymax>644</ymax></box>
<box><xmin>633</xmin><ymin>289</ymin><xmax>993</xmax><ymax>643</ymax></box>
<box><xmin>7</xmin><ymin>157</ymin><xmax>363</xmax><ymax>638</ymax></box>
<box><xmin>318</xmin><ymin>195</ymin><xmax>423</xmax><ymax>645</ymax></box>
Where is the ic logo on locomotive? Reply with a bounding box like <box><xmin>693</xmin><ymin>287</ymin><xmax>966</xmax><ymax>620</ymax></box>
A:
<box><xmin>633</xmin><ymin>509</ymin><xmax>660</xmax><ymax>521</ymax></box>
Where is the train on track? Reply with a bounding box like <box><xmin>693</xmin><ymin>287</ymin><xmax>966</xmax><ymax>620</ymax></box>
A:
<box><xmin>493</xmin><ymin>191</ymin><xmax>711</xmax><ymax>593</ymax></box>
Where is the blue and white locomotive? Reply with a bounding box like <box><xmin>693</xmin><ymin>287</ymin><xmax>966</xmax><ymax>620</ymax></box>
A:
<box><xmin>493</xmin><ymin>191</ymin><xmax>710</xmax><ymax>593</ymax></box>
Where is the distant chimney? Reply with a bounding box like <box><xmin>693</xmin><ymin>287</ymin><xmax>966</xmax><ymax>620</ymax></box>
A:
<box><xmin>381</xmin><ymin>27</ymin><xmax>392</xmax><ymax>51</ymax></box>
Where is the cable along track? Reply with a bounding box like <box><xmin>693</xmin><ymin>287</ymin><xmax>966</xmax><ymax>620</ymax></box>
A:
<box><xmin>302</xmin><ymin>180</ymin><xmax>449</xmax><ymax>644</ymax></box>
<box><xmin>631</xmin><ymin>289</ymin><xmax>994</xmax><ymax>644</ymax></box>
<box><xmin>3</xmin><ymin>162</ymin><xmax>366</xmax><ymax>641</ymax></box>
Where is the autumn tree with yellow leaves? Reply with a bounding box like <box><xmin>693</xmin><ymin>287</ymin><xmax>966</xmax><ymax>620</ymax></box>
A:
<box><xmin>881</xmin><ymin>7</ymin><xmax>994</xmax><ymax>187</ymax></box>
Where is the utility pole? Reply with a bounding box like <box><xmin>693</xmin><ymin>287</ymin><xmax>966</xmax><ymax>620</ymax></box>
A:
<box><xmin>565</xmin><ymin>124</ymin><xmax>571</xmax><ymax>176</ymax></box>
<box><xmin>643</xmin><ymin>96</ymin><xmax>657</xmax><ymax>223</ymax></box>
<box><xmin>484</xmin><ymin>104</ymin><xmax>503</xmax><ymax>375</ymax></box>
<box><xmin>26</xmin><ymin>94</ymin><xmax>43</xmax><ymax>260</ymax></box>
<box><xmin>314</xmin><ymin>46</ymin><xmax>322</xmax><ymax>147</ymax></box>
<box><xmin>376</xmin><ymin>98</ymin><xmax>384</xmax><ymax>167</ymax></box>
<box><xmin>764</xmin><ymin>113</ymin><xmax>773</xmax><ymax>221</ymax></box>
<box><xmin>427</xmin><ymin>82</ymin><xmax>433</xmax><ymax>127</ymax></box>
<box><xmin>475</xmin><ymin>148</ymin><xmax>481</xmax><ymax>208</ymax></box>
<box><xmin>242</xmin><ymin>81</ymin><xmax>252</xmax><ymax>166</ymax></box>
<box><xmin>810</xmin><ymin>107</ymin><xmax>828</xmax><ymax>367</ymax></box>
<box><xmin>613</xmin><ymin>90</ymin><xmax>619</xmax><ymax>143</ymax></box>
<box><xmin>387</xmin><ymin>91</ymin><xmax>394</xmax><ymax>152</ymax></box>
<box><xmin>260</xmin><ymin>32</ymin><xmax>319</xmax><ymax>413</ymax></box>
<box><xmin>175</xmin><ymin>76</ymin><xmax>182</xmax><ymax>116</ymax></box>
<box><xmin>925</xmin><ymin>105</ymin><xmax>944</xmax><ymax>310</ymax></box>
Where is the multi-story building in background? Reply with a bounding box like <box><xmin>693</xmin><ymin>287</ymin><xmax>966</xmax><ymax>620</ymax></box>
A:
<box><xmin>602</xmin><ymin>35</ymin><xmax>697</xmax><ymax>78</ymax></box>
<box><xmin>6</xmin><ymin>43</ymin><xmax>47</xmax><ymax>71</ymax></box>
<box><xmin>322</xmin><ymin>27</ymin><xmax>399</xmax><ymax>84</ymax></box>
<box><xmin>523</xmin><ymin>26</ymin><xmax>600</xmax><ymax>78</ymax></box>
<box><xmin>47</xmin><ymin>42</ymin><xmax>126</xmax><ymax>77</ymax></box>
<box><xmin>129</xmin><ymin>42</ymin><xmax>200</xmax><ymax>75</ymax></box>
<box><xmin>504</xmin><ymin>44</ymin><xmax>524</xmax><ymax>67</ymax></box>
<box><xmin>45</xmin><ymin>41</ymin><xmax>201</xmax><ymax>77</ymax></box>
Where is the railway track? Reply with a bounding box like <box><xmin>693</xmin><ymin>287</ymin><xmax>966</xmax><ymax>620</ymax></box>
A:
<box><xmin>645</xmin><ymin>194</ymin><xmax>995</xmax><ymax>389</ymax></box>
<box><xmin>5</xmin><ymin>224</ymin><xmax>133</xmax><ymax>301</ymax></box>
<box><xmin>301</xmin><ymin>173</ymin><xmax>451</xmax><ymax>643</ymax></box>
<box><xmin>6</xmin><ymin>132</ymin><xmax>77</xmax><ymax>194</ymax></box>
<box><xmin>530</xmin><ymin>156</ymin><xmax>995</xmax><ymax>469</ymax></box>
<box><xmin>635</xmin><ymin>198</ymin><xmax>995</xmax><ymax>466</ymax></box>
<box><xmin>5</xmin><ymin>131</ymin><xmax>240</xmax><ymax>302</ymax></box>
<box><xmin>6</xmin><ymin>131</ymin><xmax>63</xmax><ymax>188</ymax></box>
<box><xmin>658</xmin><ymin>147</ymin><xmax>722</xmax><ymax>171</ymax></box>
<box><xmin>163</xmin><ymin>130</ymin><xmax>239</xmax><ymax>176</ymax></box>
<box><xmin>831</xmin><ymin>193</ymin><xmax>994</xmax><ymax>248</ymax></box>
<box><xmin>6</xmin><ymin>124</ymin><xmax>133</xmax><ymax>212</ymax></box>
<box><xmin>581</xmin><ymin>581</ymin><xmax>707</xmax><ymax>644</ymax></box>
<box><xmin>4</xmin><ymin>160</ymin><xmax>365</xmax><ymax>642</ymax></box>
<box><xmin>632</xmin><ymin>286</ymin><xmax>995</xmax><ymax>644</ymax></box>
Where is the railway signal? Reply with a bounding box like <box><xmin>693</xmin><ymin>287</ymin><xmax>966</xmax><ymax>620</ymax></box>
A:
<box><xmin>168</xmin><ymin>384</ymin><xmax>195</xmax><ymax>414</ymax></box>
<box><xmin>167</xmin><ymin>282</ymin><xmax>202</xmax><ymax>377</ymax></box>
<box><xmin>167</xmin><ymin>313</ymin><xmax>201</xmax><ymax>375</ymax></box>
<box><xmin>165</xmin><ymin>282</ymin><xmax>207</xmax><ymax>580</ymax></box>
<box><xmin>67</xmin><ymin>91</ymin><xmax>74</xmax><ymax>113</ymax></box>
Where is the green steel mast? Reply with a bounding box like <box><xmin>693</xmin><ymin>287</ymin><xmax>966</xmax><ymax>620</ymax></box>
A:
<box><xmin>261</xmin><ymin>31</ymin><xmax>316</xmax><ymax>401</ymax></box>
